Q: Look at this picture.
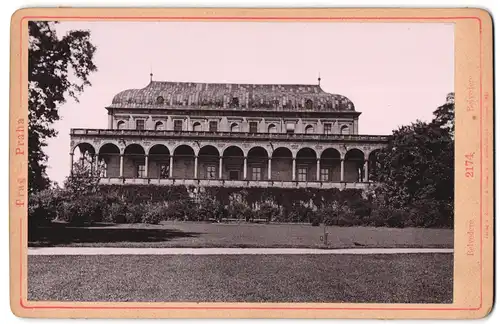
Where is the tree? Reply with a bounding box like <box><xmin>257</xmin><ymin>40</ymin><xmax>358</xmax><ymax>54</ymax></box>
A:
<box><xmin>432</xmin><ymin>101</ymin><xmax>455</xmax><ymax>137</ymax></box>
<box><xmin>372</xmin><ymin>103</ymin><xmax>454</xmax><ymax>227</ymax></box>
<box><xmin>28</xmin><ymin>21</ymin><xmax>97</xmax><ymax>193</ymax></box>
<box><xmin>64</xmin><ymin>152</ymin><xmax>104</xmax><ymax>196</ymax></box>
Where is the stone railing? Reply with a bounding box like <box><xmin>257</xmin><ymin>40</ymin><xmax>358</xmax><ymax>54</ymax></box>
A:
<box><xmin>99</xmin><ymin>177</ymin><xmax>372</xmax><ymax>189</ymax></box>
<box><xmin>71</xmin><ymin>128</ymin><xmax>390</xmax><ymax>143</ymax></box>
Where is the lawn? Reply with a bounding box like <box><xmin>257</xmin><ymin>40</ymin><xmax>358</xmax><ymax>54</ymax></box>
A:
<box><xmin>28</xmin><ymin>253</ymin><xmax>453</xmax><ymax>303</ymax></box>
<box><xmin>28</xmin><ymin>221</ymin><xmax>453</xmax><ymax>249</ymax></box>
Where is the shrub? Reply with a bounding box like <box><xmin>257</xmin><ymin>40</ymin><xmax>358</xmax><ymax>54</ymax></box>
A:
<box><xmin>141</xmin><ymin>202</ymin><xmax>169</xmax><ymax>224</ymax></box>
<box><xmin>58</xmin><ymin>193</ymin><xmax>106</xmax><ymax>225</ymax></box>
<box><xmin>125</xmin><ymin>203</ymin><xmax>146</xmax><ymax>224</ymax></box>
<box><xmin>368</xmin><ymin>205</ymin><xmax>407</xmax><ymax>228</ymax></box>
<box><xmin>288</xmin><ymin>204</ymin><xmax>315</xmax><ymax>223</ymax></box>
<box><xmin>28</xmin><ymin>189</ymin><xmax>65</xmax><ymax>227</ymax></box>
<box><xmin>258</xmin><ymin>203</ymin><xmax>280</xmax><ymax>222</ymax></box>
<box><xmin>105</xmin><ymin>201</ymin><xmax>128</xmax><ymax>223</ymax></box>
<box><xmin>198</xmin><ymin>195</ymin><xmax>227</xmax><ymax>222</ymax></box>
<box><xmin>227</xmin><ymin>201</ymin><xmax>253</xmax><ymax>221</ymax></box>
<box><xmin>165</xmin><ymin>199</ymin><xmax>197</xmax><ymax>221</ymax></box>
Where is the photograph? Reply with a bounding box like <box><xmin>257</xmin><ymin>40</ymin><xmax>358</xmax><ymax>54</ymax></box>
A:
<box><xmin>26</xmin><ymin>19</ymin><xmax>455</xmax><ymax>304</ymax></box>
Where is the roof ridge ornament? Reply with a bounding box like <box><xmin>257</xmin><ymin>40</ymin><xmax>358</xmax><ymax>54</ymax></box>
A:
<box><xmin>318</xmin><ymin>72</ymin><xmax>321</xmax><ymax>86</ymax></box>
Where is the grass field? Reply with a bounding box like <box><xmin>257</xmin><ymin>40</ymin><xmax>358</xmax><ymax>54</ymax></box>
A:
<box><xmin>29</xmin><ymin>221</ymin><xmax>453</xmax><ymax>249</ymax></box>
<box><xmin>28</xmin><ymin>253</ymin><xmax>453</xmax><ymax>303</ymax></box>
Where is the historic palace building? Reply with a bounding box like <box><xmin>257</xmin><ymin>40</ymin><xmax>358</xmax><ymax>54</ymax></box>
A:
<box><xmin>70</xmin><ymin>76</ymin><xmax>389</xmax><ymax>189</ymax></box>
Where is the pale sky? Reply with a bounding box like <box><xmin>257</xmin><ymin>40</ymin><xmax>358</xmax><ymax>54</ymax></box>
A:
<box><xmin>45</xmin><ymin>21</ymin><xmax>454</xmax><ymax>185</ymax></box>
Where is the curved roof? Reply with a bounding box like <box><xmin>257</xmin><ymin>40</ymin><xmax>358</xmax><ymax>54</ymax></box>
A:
<box><xmin>110</xmin><ymin>80</ymin><xmax>355</xmax><ymax>111</ymax></box>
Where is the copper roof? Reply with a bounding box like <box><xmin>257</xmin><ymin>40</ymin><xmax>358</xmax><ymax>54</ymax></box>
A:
<box><xmin>110</xmin><ymin>81</ymin><xmax>355</xmax><ymax>111</ymax></box>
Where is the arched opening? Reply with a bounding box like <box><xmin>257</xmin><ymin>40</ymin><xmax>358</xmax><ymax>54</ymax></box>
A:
<box><xmin>154</xmin><ymin>121</ymin><xmax>164</xmax><ymax>131</ymax></box>
<box><xmin>117</xmin><ymin>121</ymin><xmax>126</xmax><ymax>130</ymax></box>
<box><xmin>98</xmin><ymin>143</ymin><xmax>120</xmax><ymax>178</ymax></box>
<box><xmin>320</xmin><ymin>148</ymin><xmax>341</xmax><ymax>182</ymax></box>
<box><xmin>344</xmin><ymin>148</ymin><xmax>365</xmax><ymax>182</ymax></box>
<box><xmin>222</xmin><ymin>146</ymin><xmax>244</xmax><ymax>180</ymax></box>
<box><xmin>230</xmin><ymin>123</ymin><xmax>240</xmax><ymax>132</ymax></box>
<box><xmin>198</xmin><ymin>145</ymin><xmax>220</xmax><ymax>179</ymax></box>
<box><xmin>268</xmin><ymin>124</ymin><xmax>277</xmax><ymax>133</ymax></box>
<box><xmin>173</xmin><ymin>145</ymin><xmax>195</xmax><ymax>179</ymax></box>
<box><xmin>368</xmin><ymin>149</ymin><xmax>382</xmax><ymax>182</ymax></box>
<box><xmin>340</xmin><ymin>125</ymin><xmax>350</xmax><ymax>135</ymax></box>
<box><xmin>193</xmin><ymin>122</ymin><xmax>202</xmax><ymax>132</ymax></box>
<box><xmin>247</xmin><ymin>147</ymin><xmax>269</xmax><ymax>181</ymax></box>
<box><xmin>73</xmin><ymin>143</ymin><xmax>96</xmax><ymax>174</ymax></box>
<box><xmin>271</xmin><ymin>147</ymin><xmax>293</xmax><ymax>181</ymax></box>
<box><xmin>148</xmin><ymin>144</ymin><xmax>171</xmax><ymax>179</ymax></box>
<box><xmin>124</xmin><ymin>144</ymin><xmax>146</xmax><ymax>178</ymax></box>
<box><xmin>296</xmin><ymin>148</ymin><xmax>317</xmax><ymax>181</ymax></box>
<box><xmin>304</xmin><ymin>125</ymin><xmax>314</xmax><ymax>134</ymax></box>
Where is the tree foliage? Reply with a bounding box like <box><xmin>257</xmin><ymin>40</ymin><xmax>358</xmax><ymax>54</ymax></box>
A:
<box><xmin>28</xmin><ymin>21</ymin><xmax>97</xmax><ymax>192</ymax></box>
<box><xmin>372</xmin><ymin>100</ymin><xmax>454</xmax><ymax>227</ymax></box>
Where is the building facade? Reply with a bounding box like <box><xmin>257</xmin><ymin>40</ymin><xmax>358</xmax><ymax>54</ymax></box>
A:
<box><xmin>69</xmin><ymin>78</ymin><xmax>389</xmax><ymax>189</ymax></box>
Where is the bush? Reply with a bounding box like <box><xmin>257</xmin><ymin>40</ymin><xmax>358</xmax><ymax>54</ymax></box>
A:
<box><xmin>165</xmin><ymin>199</ymin><xmax>197</xmax><ymax>221</ymax></box>
<box><xmin>141</xmin><ymin>202</ymin><xmax>169</xmax><ymax>224</ymax></box>
<box><xmin>105</xmin><ymin>201</ymin><xmax>128</xmax><ymax>223</ymax></box>
<box><xmin>125</xmin><ymin>203</ymin><xmax>146</xmax><ymax>224</ymax></box>
<box><xmin>368</xmin><ymin>205</ymin><xmax>407</xmax><ymax>228</ymax></box>
<box><xmin>198</xmin><ymin>195</ymin><xmax>227</xmax><ymax>222</ymax></box>
<box><xmin>58</xmin><ymin>193</ymin><xmax>107</xmax><ymax>225</ymax></box>
<box><xmin>227</xmin><ymin>201</ymin><xmax>253</xmax><ymax>221</ymax></box>
<box><xmin>28</xmin><ymin>189</ymin><xmax>65</xmax><ymax>227</ymax></box>
<box><xmin>287</xmin><ymin>204</ymin><xmax>315</xmax><ymax>223</ymax></box>
<box><xmin>258</xmin><ymin>203</ymin><xmax>280</xmax><ymax>222</ymax></box>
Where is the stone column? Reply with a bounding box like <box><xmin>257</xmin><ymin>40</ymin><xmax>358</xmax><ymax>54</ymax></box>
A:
<box><xmin>169</xmin><ymin>155</ymin><xmax>173</xmax><ymax>178</ymax></box>
<box><xmin>340</xmin><ymin>158</ymin><xmax>344</xmax><ymax>182</ymax></box>
<box><xmin>119</xmin><ymin>154</ymin><xmax>124</xmax><ymax>177</ymax></box>
<box><xmin>316</xmin><ymin>159</ymin><xmax>320</xmax><ymax>181</ymax></box>
<box><xmin>145</xmin><ymin>155</ymin><xmax>149</xmax><ymax>178</ymax></box>
<box><xmin>268</xmin><ymin>158</ymin><xmax>272</xmax><ymax>180</ymax></box>
<box><xmin>292</xmin><ymin>158</ymin><xmax>296</xmax><ymax>181</ymax></box>
<box><xmin>107</xmin><ymin>112</ymin><xmax>113</xmax><ymax>129</ymax></box>
<box><xmin>243</xmin><ymin>157</ymin><xmax>247</xmax><ymax>180</ymax></box>
<box><xmin>364</xmin><ymin>159</ymin><xmax>369</xmax><ymax>182</ymax></box>
<box><xmin>219</xmin><ymin>156</ymin><xmax>223</xmax><ymax>179</ymax></box>
<box><xmin>194</xmin><ymin>155</ymin><xmax>198</xmax><ymax>179</ymax></box>
<box><xmin>69</xmin><ymin>153</ymin><xmax>74</xmax><ymax>175</ymax></box>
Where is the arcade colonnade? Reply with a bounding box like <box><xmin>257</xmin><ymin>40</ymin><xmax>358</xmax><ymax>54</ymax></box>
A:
<box><xmin>71</xmin><ymin>142</ymin><xmax>382</xmax><ymax>183</ymax></box>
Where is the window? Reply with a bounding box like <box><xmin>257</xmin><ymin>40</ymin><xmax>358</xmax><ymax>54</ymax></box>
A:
<box><xmin>286</xmin><ymin>122</ymin><xmax>295</xmax><ymax>134</ymax></box>
<box><xmin>305</xmin><ymin>99</ymin><xmax>313</xmax><ymax>110</ymax></box>
<box><xmin>251</xmin><ymin>167</ymin><xmax>262</xmax><ymax>181</ymax></box>
<box><xmin>155</xmin><ymin>121</ymin><xmax>164</xmax><ymax>131</ymax></box>
<box><xmin>117</xmin><ymin>121</ymin><xmax>126</xmax><ymax>130</ymax></box>
<box><xmin>324</xmin><ymin>123</ymin><xmax>332</xmax><ymax>134</ymax></box>
<box><xmin>320</xmin><ymin>168</ymin><xmax>329</xmax><ymax>181</ymax></box>
<box><xmin>206</xmin><ymin>165</ymin><xmax>217</xmax><ymax>179</ymax></box>
<box><xmin>136</xmin><ymin>120</ymin><xmax>145</xmax><ymax>130</ymax></box>
<box><xmin>341</xmin><ymin>125</ymin><xmax>350</xmax><ymax>134</ymax></box>
<box><xmin>193</xmin><ymin>122</ymin><xmax>202</xmax><ymax>131</ymax></box>
<box><xmin>268</xmin><ymin>124</ymin><xmax>277</xmax><ymax>133</ymax></box>
<box><xmin>305</xmin><ymin>125</ymin><xmax>314</xmax><ymax>134</ymax></box>
<box><xmin>174</xmin><ymin>120</ymin><xmax>183</xmax><ymax>131</ymax></box>
<box><xmin>209</xmin><ymin>121</ymin><xmax>218</xmax><ymax>132</ymax></box>
<box><xmin>298</xmin><ymin>167</ymin><xmax>307</xmax><ymax>181</ymax></box>
<box><xmin>159</xmin><ymin>164</ymin><xmax>169</xmax><ymax>179</ymax></box>
<box><xmin>136</xmin><ymin>164</ymin><xmax>146</xmax><ymax>178</ymax></box>
<box><xmin>249</xmin><ymin>121</ymin><xmax>258</xmax><ymax>133</ymax></box>
<box><xmin>230</xmin><ymin>123</ymin><xmax>240</xmax><ymax>132</ymax></box>
<box><xmin>229</xmin><ymin>170</ymin><xmax>239</xmax><ymax>180</ymax></box>
<box><xmin>231</xmin><ymin>97</ymin><xmax>239</xmax><ymax>108</ymax></box>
